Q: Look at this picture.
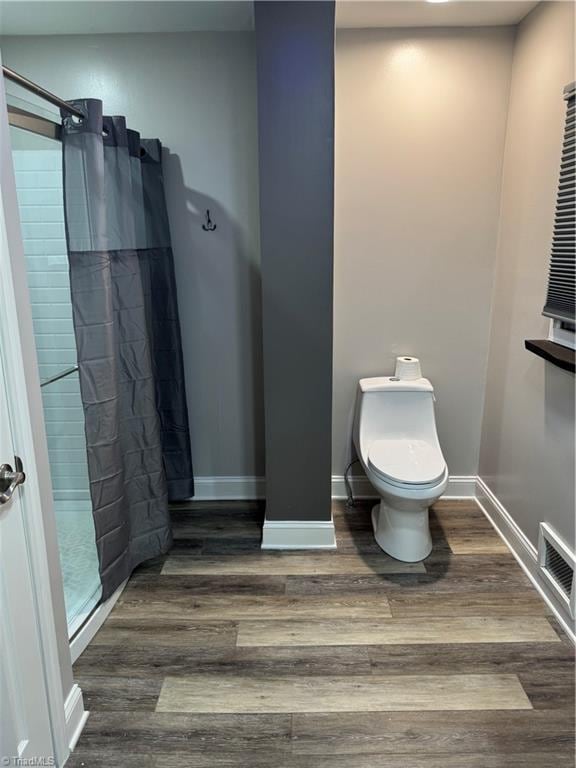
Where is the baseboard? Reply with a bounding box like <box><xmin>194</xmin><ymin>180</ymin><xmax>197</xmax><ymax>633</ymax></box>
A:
<box><xmin>475</xmin><ymin>477</ymin><xmax>575</xmax><ymax>644</ymax></box>
<box><xmin>443</xmin><ymin>476</ymin><xmax>478</xmax><ymax>498</ymax></box>
<box><xmin>64</xmin><ymin>683</ymin><xmax>88</xmax><ymax>752</ymax></box>
<box><xmin>261</xmin><ymin>518</ymin><xmax>336</xmax><ymax>549</ymax></box>
<box><xmin>330</xmin><ymin>474</ymin><xmax>477</xmax><ymax>500</ymax></box>
<box><xmin>331</xmin><ymin>474</ymin><xmax>375</xmax><ymax>499</ymax></box>
<box><xmin>70</xmin><ymin>579</ymin><xmax>127</xmax><ymax>663</ymax></box>
<box><xmin>189</xmin><ymin>474</ymin><xmax>476</xmax><ymax>502</ymax></box>
<box><xmin>192</xmin><ymin>475</ymin><xmax>265</xmax><ymax>500</ymax></box>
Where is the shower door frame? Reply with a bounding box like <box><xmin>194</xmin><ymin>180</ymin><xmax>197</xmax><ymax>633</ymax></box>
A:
<box><xmin>5</xmin><ymin>81</ymin><xmax>130</xmax><ymax>663</ymax></box>
<box><xmin>10</xmin><ymin>105</ymin><xmax>105</xmax><ymax>641</ymax></box>
<box><xmin>0</xmin><ymin>66</ymin><xmax>87</xmax><ymax>762</ymax></box>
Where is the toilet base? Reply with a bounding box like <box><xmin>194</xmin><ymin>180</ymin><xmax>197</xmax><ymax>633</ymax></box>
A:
<box><xmin>371</xmin><ymin>501</ymin><xmax>432</xmax><ymax>562</ymax></box>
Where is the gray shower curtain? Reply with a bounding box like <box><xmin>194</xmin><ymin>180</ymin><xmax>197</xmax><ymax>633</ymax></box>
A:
<box><xmin>60</xmin><ymin>99</ymin><xmax>193</xmax><ymax>599</ymax></box>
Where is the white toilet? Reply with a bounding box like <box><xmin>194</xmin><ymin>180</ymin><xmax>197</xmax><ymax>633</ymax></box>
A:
<box><xmin>353</xmin><ymin>375</ymin><xmax>448</xmax><ymax>562</ymax></box>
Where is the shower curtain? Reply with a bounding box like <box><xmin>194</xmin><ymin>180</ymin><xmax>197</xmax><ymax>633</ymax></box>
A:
<box><xmin>60</xmin><ymin>99</ymin><xmax>193</xmax><ymax>599</ymax></box>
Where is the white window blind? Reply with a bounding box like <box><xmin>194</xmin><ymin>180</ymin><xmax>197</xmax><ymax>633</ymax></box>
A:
<box><xmin>543</xmin><ymin>82</ymin><xmax>575</xmax><ymax>325</ymax></box>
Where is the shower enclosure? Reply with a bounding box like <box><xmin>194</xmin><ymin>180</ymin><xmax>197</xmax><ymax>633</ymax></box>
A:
<box><xmin>4</xmin><ymin>60</ymin><xmax>193</xmax><ymax>644</ymax></box>
<box><xmin>8</xmin><ymin>95</ymin><xmax>101</xmax><ymax>637</ymax></box>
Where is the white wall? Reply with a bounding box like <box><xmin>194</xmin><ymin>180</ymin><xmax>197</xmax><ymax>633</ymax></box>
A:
<box><xmin>333</xmin><ymin>26</ymin><xmax>515</xmax><ymax>477</ymax></box>
<box><xmin>1</xmin><ymin>32</ymin><xmax>263</xmax><ymax>480</ymax></box>
<box><xmin>479</xmin><ymin>1</ymin><xmax>575</xmax><ymax>549</ymax></box>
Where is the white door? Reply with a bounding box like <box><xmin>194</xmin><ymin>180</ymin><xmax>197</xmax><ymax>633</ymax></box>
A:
<box><xmin>0</xmin><ymin>340</ymin><xmax>55</xmax><ymax>762</ymax></box>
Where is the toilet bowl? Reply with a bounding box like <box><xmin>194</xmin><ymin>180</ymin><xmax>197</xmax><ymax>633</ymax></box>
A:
<box><xmin>353</xmin><ymin>376</ymin><xmax>448</xmax><ymax>562</ymax></box>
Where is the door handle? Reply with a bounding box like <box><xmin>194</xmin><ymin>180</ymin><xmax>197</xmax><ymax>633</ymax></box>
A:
<box><xmin>0</xmin><ymin>456</ymin><xmax>26</xmax><ymax>505</ymax></box>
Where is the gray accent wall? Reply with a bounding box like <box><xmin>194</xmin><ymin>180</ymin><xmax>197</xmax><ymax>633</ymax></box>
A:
<box><xmin>479</xmin><ymin>1</ymin><xmax>575</xmax><ymax>549</ymax></box>
<box><xmin>0</xmin><ymin>32</ymin><xmax>263</xmax><ymax>483</ymax></box>
<box><xmin>333</xmin><ymin>26</ymin><xmax>516</xmax><ymax>479</ymax></box>
<box><xmin>255</xmin><ymin>1</ymin><xmax>335</xmax><ymax>522</ymax></box>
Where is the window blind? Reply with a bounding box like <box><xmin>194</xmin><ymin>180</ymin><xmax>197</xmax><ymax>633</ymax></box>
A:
<box><xmin>543</xmin><ymin>82</ymin><xmax>575</xmax><ymax>325</ymax></box>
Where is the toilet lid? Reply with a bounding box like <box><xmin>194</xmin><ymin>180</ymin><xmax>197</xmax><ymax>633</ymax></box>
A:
<box><xmin>368</xmin><ymin>438</ymin><xmax>446</xmax><ymax>486</ymax></box>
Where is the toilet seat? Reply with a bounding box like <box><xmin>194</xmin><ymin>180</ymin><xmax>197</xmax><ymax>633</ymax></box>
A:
<box><xmin>368</xmin><ymin>438</ymin><xmax>446</xmax><ymax>488</ymax></box>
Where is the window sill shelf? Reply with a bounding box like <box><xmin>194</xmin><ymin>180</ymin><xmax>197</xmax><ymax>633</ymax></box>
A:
<box><xmin>525</xmin><ymin>339</ymin><xmax>575</xmax><ymax>374</ymax></box>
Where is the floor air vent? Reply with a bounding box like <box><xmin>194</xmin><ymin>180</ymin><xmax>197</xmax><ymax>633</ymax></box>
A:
<box><xmin>538</xmin><ymin>523</ymin><xmax>575</xmax><ymax>619</ymax></box>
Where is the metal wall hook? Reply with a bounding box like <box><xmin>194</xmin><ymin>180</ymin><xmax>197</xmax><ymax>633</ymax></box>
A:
<box><xmin>202</xmin><ymin>209</ymin><xmax>216</xmax><ymax>232</ymax></box>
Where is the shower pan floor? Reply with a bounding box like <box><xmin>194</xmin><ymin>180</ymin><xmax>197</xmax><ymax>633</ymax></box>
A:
<box><xmin>54</xmin><ymin>500</ymin><xmax>102</xmax><ymax>637</ymax></box>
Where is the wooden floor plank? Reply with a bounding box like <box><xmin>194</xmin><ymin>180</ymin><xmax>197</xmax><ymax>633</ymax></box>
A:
<box><xmin>67</xmin><ymin>751</ymin><xmax>576</xmax><ymax>768</ymax></box>
<box><xmin>430</xmin><ymin>506</ymin><xmax>510</xmax><ymax>554</ymax></box>
<box><xmin>74</xmin><ymin>645</ymin><xmax>232</xmax><ymax>678</ymax></box>
<box><xmin>170</xmin><ymin>504</ymin><xmax>264</xmax><ymax>539</ymax></box>
<box><xmin>285</xmin><ymin>554</ymin><xmax>535</xmax><ymax>595</ymax></box>
<box><xmin>124</xmin><ymin>574</ymin><xmax>287</xmax><ymax>596</ymax></box>
<box><xmin>78</xmin><ymin>675</ymin><xmax>163</xmax><ymax>712</ymax></box>
<box><xmin>156</xmin><ymin>673</ymin><xmax>532</xmax><ymax>714</ymax></box>
<box><xmin>199</xmin><ymin>537</ymin><xmax>266</xmax><ymax>555</ymax></box>
<box><xmin>67</xmin><ymin>753</ymin><xmax>155</xmax><ymax>768</ymax></box>
<box><xmin>75</xmin><ymin>644</ymin><xmax>373</xmax><ymax>679</ymax></box>
<box><xmin>76</xmin><ymin>711</ymin><xmax>292</xmax><ymax>754</ymax></box>
<box><xmin>388</xmin><ymin>590</ymin><xmax>548</xmax><ymax>617</ymax></box>
<box><xmin>115</xmin><ymin>592</ymin><xmax>391</xmax><ymax>621</ymax></box>
<box><xmin>291</xmin><ymin>709</ymin><xmax>575</xmax><ymax>755</ymax></box>
<box><xmin>230</xmin><ymin>646</ymin><xmax>373</xmax><ymax>676</ymax></box>
<box><xmin>519</xmin><ymin>670</ymin><xmax>576</xmax><ymax>710</ymax></box>
<box><xmin>443</xmin><ymin>533</ymin><xmax>510</xmax><ymax>555</ymax></box>
<box><xmin>367</xmin><ymin>640</ymin><xmax>573</xmax><ymax>675</ymax></box>
<box><xmin>162</xmin><ymin>553</ymin><xmax>425</xmax><ymax>576</ymax></box>
<box><xmin>91</xmin><ymin>618</ymin><xmax>238</xmax><ymax>648</ymax></box>
<box><xmin>236</xmin><ymin>616</ymin><xmax>560</xmax><ymax>647</ymax></box>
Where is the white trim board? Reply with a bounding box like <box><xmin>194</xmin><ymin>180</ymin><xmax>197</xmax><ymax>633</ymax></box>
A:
<box><xmin>64</xmin><ymin>684</ymin><xmax>88</xmax><ymax>752</ymax></box>
<box><xmin>475</xmin><ymin>477</ymin><xmax>575</xmax><ymax>645</ymax></box>
<box><xmin>261</xmin><ymin>518</ymin><xmax>336</xmax><ymax>549</ymax></box>
<box><xmin>331</xmin><ymin>474</ymin><xmax>477</xmax><ymax>500</ymax></box>
<box><xmin>191</xmin><ymin>476</ymin><xmax>265</xmax><ymax>500</ymax></box>
<box><xmin>186</xmin><ymin>475</ymin><xmax>476</xmax><ymax>502</ymax></box>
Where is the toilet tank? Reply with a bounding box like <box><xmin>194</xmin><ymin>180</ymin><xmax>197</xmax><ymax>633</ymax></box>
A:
<box><xmin>353</xmin><ymin>377</ymin><xmax>439</xmax><ymax>460</ymax></box>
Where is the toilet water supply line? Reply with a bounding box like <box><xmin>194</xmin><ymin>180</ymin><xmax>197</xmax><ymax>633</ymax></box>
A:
<box><xmin>344</xmin><ymin>458</ymin><xmax>361</xmax><ymax>507</ymax></box>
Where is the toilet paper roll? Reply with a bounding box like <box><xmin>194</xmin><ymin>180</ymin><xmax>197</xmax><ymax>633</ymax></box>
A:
<box><xmin>395</xmin><ymin>356</ymin><xmax>422</xmax><ymax>381</ymax></box>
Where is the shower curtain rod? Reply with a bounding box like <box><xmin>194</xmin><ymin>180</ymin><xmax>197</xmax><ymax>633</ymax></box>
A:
<box><xmin>2</xmin><ymin>65</ymin><xmax>85</xmax><ymax>120</ymax></box>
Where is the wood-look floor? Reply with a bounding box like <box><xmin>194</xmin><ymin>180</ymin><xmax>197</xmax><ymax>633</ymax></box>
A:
<box><xmin>68</xmin><ymin>500</ymin><xmax>575</xmax><ymax>767</ymax></box>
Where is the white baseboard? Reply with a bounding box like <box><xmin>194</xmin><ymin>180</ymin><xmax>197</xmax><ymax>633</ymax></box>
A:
<box><xmin>261</xmin><ymin>518</ymin><xmax>336</xmax><ymax>549</ymax></box>
<box><xmin>443</xmin><ymin>476</ymin><xmax>478</xmax><ymax>498</ymax></box>
<box><xmin>189</xmin><ymin>474</ymin><xmax>476</xmax><ymax>502</ymax></box>
<box><xmin>475</xmin><ymin>476</ymin><xmax>575</xmax><ymax>644</ymax></box>
<box><xmin>70</xmin><ymin>579</ymin><xmax>127</xmax><ymax>663</ymax></box>
<box><xmin>330</xmin><ymin>474</ymin><xmax>477</xmax><ymax>500</ymax></box>
<box><xmin>331</xmin><ymin>474</ymin><xmax>374</xmax><ymax>499</ymax></box>
<box><xmin>192</xmin><ymin>475</ymin><xmax>265</xmax><ymax>500</ymax></box>
<box><xmin>64</xmin><ymin>683</ymin><xmax>88</xmax><ymax>752</ymax></box>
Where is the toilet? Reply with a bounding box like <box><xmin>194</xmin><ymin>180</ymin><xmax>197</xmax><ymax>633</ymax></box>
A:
<box><xmin>353</xmin><ymin>375</ymin><xmax>448</xmax><ymax>562</ymax></box>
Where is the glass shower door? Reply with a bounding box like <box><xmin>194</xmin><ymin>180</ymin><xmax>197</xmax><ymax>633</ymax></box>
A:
<box><xmin>9</xmin><ymin>122</ymin><xmax>101</xmax><ymax>637</ymax></box>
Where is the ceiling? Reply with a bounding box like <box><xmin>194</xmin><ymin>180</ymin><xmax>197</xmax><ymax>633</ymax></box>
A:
<box><xmin>0</xmin><ymin>0</ymin><xmax>541</xmax><ymax>36</ymax></box>
<box><xmin>336</xmin><ymin>1</ymin><xmax>540</xmax><ymax>28</ymax></box>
